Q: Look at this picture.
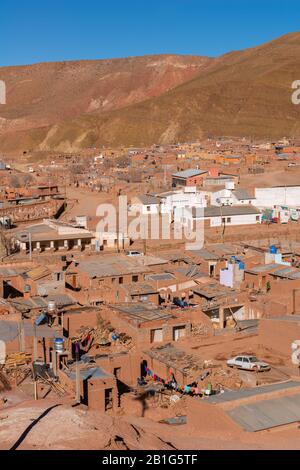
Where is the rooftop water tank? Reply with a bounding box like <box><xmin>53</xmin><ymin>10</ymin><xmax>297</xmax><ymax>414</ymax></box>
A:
<box><xmin>269</xmin><ymin>245</ymin><xmax>277</xmax><ymax>254</ymax></box>
<box><xmin>54</xmin><ymin>338</ymin><xmax>65</xmax><ymax>353</ymax></box>
<box><xmin>48</xmin><ymin>301</ymin><xmax>56</xmax><ymax>313</ymax></box>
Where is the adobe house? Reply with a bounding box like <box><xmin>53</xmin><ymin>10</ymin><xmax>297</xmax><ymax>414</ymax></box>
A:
<box><xmin>14</xmin><ymin>220</ymin><xmax>94</xmax><ymax>254</ymax></box>
<box><xmin>58</xmin><ymin>365</ymin><xmax>118</xmax><ymax>413</ymax></box>
<box><xmin>244</xmin><ymin>263</ymin><xmax>285</xmax><ymax>290</ymax></box>
<box><xmin>0</xmin><ymin>318</ymin><xmax>59</xmax><ymax>362</ymax></box>
<box><xmin>142</xmin><ymin>343</ymin><xmax>203</xmax><ymax>387</ymax></box>
<box><xmin>172</xmin><ymin>169</ymin><xmax>208</xmax><ymax>188</ymax></box>
<box><xmin>82</xmin><ymin>351</ymin><xmax>140</xmax><ymax>389</ymax></box>
<box><xmin>110</xmin><ymin>283</ymin><xmax>159</xmax><ymax>304</ymax></box>
<box><xmin>99</xmin><ymin>303</ymin><xmax>193</xmax><ymax>348</ymax></box>
<box><xmin>65</xmin><ymin>255</ymin><xmax>152</xmax><ymax>292</ymax></box>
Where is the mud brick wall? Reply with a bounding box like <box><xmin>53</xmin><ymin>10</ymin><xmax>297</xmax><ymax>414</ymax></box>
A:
<box><xmin>0</xmin><ymin>200</ymin><xmax>63</xmax><ymax>222</ymax></box>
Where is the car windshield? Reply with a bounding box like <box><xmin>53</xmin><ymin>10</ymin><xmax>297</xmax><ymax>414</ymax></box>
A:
<box><xmin>249</xmin><ymin>357</ymin><xmax>259</xmax><ymax>363</ymax></box>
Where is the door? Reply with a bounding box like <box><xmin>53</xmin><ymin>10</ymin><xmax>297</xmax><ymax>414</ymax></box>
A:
<box><xmin>235</xmin><ymin>357</ymin><xmax>244</xmax><ymax>368</ymax></box>
<box><xmin>242</xmin><ymin>357</ymin><xmax>251</xmax><ymax>370</ymax></box>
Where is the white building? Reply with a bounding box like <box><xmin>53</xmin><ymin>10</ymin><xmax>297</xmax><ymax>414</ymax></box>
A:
<box><xmin>180</xmin><ymin>205</ymin><xmax>261</xmax><ymax>229</ymax></box>
<box><xmin>255</xmin><ymin>186</ymin><xmax>300</xmax><ymax>208</ymax></box>
<box><xmin>158</xmin><ymin>187</ymin><xmax>208</xmax><ymax>222</ymax></box>
<box><xmin>129</xmin><ymin>195</ymin><xmax>161</xmax><ymax>215</ymax></box>
<box><xmin>211</xmin><ymin>188</ymin><xmax>256</xmax><ymax>206</ymax></box>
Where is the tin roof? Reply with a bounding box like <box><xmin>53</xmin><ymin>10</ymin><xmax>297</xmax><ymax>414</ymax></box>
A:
<box><xmin>172</xmin><ymin>169</ymin><xmax>207</xmax><ymax>179</ymax></box>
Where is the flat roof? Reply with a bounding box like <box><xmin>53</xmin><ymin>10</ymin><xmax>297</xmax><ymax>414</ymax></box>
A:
<box><xmin>245</xmin><ymin>263</ymin><xmax>282</xmax><ymax>274</ymax></box>
<box><xmin>227</xmin><ymin>393</ymin><xmax>300</xmax><ymax>432</ymax></box>
<box><xmin>191</xmin><ymin>205</ymin><xmax>261</xmax><ymax>218</ymax></box>
<box><xmin>172</xmin><ymin>169</ymin><xmax>207</xmax><ymax>179</ymax></box>
<box><xmin>66</xmin><ymin>366</ymin><xmax>113</xmax><ymax>381</ymax></box>
<box><xmin>207</xmin><ymin>380</ymin><xmax>300</xmax><ymax>404</ymax></box>
<box><xmin>113</xmin><ymin>303</ymin><xmax>176</xmax><ymax>325</ymax></box>
<box><xmin>144</xmin><ymin>344</ymin><xmax>202</xmax><ymax>375</ymax></box>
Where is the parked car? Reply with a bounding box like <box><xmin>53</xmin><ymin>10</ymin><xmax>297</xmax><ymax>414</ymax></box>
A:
<box><xmin>125</xmin><ymin>251</ymin><xmax>144</xmax><ymax>257</ymax></box>
<box><xmin>227</xmin><ymin>355</ymin><xmax>270</xmax><ymax>372</ymax></box>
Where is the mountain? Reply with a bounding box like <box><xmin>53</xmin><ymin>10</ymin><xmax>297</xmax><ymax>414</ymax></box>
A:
<box><xmin>1</xmin><ymin>32</ymin><xmax>300</xmax><ymax>153</ymax></box>
<box><xmin>0</xmin><ymin>55</ymin><xmax>212</xmax><ymax>152</ymax></box>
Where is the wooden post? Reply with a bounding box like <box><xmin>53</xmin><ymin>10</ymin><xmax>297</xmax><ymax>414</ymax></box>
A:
<box><xmin>75</xmin><ymin>343</ymin><xmax>81</xmax><ymax>404</ymax></box>
<box><xmin>52</xmin><ymin>349</ymin><xmax>57</xmax><ymax>376</ymax></box>
<box><xmin>33</xmin><ymin>324</ymin><xmax>38</xmax><ymax>361</ymax></box>
<box><xmin>18</xmin><ymin>320</ymin><xmax>25</xmax><ymax>352</ymax></box>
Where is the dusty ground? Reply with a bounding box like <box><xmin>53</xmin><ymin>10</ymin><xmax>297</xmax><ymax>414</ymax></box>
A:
<box><xmin>1</xmin><ymin>393</ymin><xmax>300</xmax><ymax>450</ymax></box>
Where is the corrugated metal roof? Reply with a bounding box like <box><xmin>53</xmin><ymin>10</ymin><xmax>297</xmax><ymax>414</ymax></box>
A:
<box><xmin>147</xmin><ymin>273</ymin><xmax>176</xmax><ymax>281</ymax></box>
<box><xmin>227</xmin><ymin>393</ymin><xmax>300</xmax><ymax>432</ymax></box>
<box><xmin>67</xmin><ymin>366</ymin><xmax>113</xmax><ymax>381</ymax></box>
<box><xmin>232</xmin><ymin>189</ymin><xmax>255</xmax><ymax>200</ymax></box>
<box><xmin>245</xmin><ymin>263</ymin><xmax>281</xmax><ymax>274</ymax></box>
<box><xmin>172</xmin><ymin>169</ymin><xmax>207</xmax><ymax>179</ymax></box>
<box><xmin>207</xmin><ymin>381</ymin><xmax>300</xmax><ymax>404</ymax></box>
<box><xmin>190</xmin><ymin>205</ymin><xmax>261</xmax><ymax>218</ymax></box>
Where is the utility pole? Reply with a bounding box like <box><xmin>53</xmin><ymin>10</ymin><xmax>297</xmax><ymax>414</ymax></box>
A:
<box><xmin>28</xmin><ymin>231</ymin><xmax>32</xmax><ymax>261</ymax></box>
<box><xmin>33</xmin><ymin>323</ymin><xmax>38</xmax><ymax>361</ymax></box>
<box><xmin>18</xmin><ymin>319</ymin><xmax>25</xmax><ymax>352</ymax></box>
<box><xmin>75</xmin><ymin>342</ymin><xmax>81</xmax><ymax>404</ymax></box>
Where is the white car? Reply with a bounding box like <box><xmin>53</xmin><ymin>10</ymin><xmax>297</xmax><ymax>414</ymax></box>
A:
<box><xmin>125</xmin><ymin>251</ymin><xmax>144</xmax><ymax>257</ymax></box>
<box><xmin>227</xmin><ymin>355</ymin><xmax>270</xmax><ymax>372</ymax></box>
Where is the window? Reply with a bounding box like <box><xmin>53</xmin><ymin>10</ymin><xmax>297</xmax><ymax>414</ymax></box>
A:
<box><xmin>119</xmin><ymin>277</ymin><xmax>124</xmax><ymax>284</ymax></box>
<box><xmin>226</xmin><ymin>217</ymin><xmax>231</xmax><ymax>223</ymax></box>
<box><xmin>147</xmin><ymin>206</ymin><xmax>151</xmax><ymax>212</ymax></box>
<box><xmin>256</xmin><ymin>216</ymin><xmax>260</xmax><ymax>221</ymax></box>
<box><xmin>150</xmin><ymin>328</ymin><xmax>163</xmax><ymax>343</ymax></box>
<box><xmin>173</xmin><ymin>326</ymin><xmax>186</xmax><ymax>341</ymax></box>
<box><xmin>132</xmin><ymin>275</ymin><xmax>139</xmax><ymax>282</ymax></box>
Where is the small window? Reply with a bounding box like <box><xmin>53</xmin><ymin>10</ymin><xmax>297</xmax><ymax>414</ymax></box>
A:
<box><xmin>151</xmin><ymin>328</ymin><xmax>163</xmax><ymax>343</ymax></box>
<box><xmin>256</xmin><ymin>216</ymin><xmax>260</xmax><ymax>221</ymax></box>
<box><xmin>147</xmin><ymin>206</ymin><xmax>151</xmax><ymax>212</ymax></box>
<box><xmin>119</xmin><ymin>277</ymin><xmax>124</xmax><ymax>284</ymax></box>
<box><xmin>227</xmin><ymin>217</ymin><xmax>231</xmax><ymax>223</ymax></box>
<box><xmin>132</xmin><ymin>275</ymin><xmax>139</xmax><ymax>282</ymax></box>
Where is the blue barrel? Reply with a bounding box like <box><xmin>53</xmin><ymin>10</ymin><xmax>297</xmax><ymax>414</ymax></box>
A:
<box><xmin>54</xmin><ymin>338</ymin><xmax>65</xmax><ymax>352</ymax></box>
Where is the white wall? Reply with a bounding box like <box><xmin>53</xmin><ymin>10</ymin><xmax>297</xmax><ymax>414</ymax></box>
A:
<box><xmin>129</xmin><ymin>203</ymin><xmax>160</xmax><ymax>215</ymax></box>
<box><xmin>207</xmin><ymin>213</ymin><xmax>261</xmax><ymax>227</ymax></box>
<box><xmin>161</xmin><ymin>190</ymin><xmax>207</xmax><ymax>219</ymax></box>
<box><xmin>255</xmin><ymin>187</ymin><xmax>300</xmax><ymax>208</ymax></box>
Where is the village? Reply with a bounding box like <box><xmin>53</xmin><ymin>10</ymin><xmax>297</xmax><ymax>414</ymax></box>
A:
<box><xmin>1</xmin><ymin>136</ymin><xmax>300</xmax><ymax>450</ymax></box>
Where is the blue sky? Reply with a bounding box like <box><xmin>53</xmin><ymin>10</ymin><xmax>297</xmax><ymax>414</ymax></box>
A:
<box><xmin>1</xmin><ymin>0</ymin><xmax>299</xmax><ymax>66</ymax></box>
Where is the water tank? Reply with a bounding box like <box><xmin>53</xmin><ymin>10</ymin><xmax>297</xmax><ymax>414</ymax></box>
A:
<box><xmin>269</xmin><ymin>245</ymin><xmax>277</xmax><ymax>254</ymax></box>
<box><xmin>54</xmin><ymin>338</ymin><xmax>65</xmax><ymax>353</ymax></box>
<box><xmin>239</xmin><ymin>262</ymin><xmax>245</xmax><ymax>270</ymax></box>
<box><xmin>48</xmin><ymin>301</ymin><xmax>56</xmax><ymax>313</ymax></box>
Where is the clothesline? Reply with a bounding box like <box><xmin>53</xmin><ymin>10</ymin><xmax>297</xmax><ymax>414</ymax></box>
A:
<box><xmin>145</xmin><ymin>367</ymin><xmax>208</xmax><ymax>396</ymax></box>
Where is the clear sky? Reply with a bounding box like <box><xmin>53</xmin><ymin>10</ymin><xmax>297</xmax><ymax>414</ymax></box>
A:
<box><xmin>1</xmin><ymin>0</ymin><xmax>299</xmax><ymax>66</ymax></box>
